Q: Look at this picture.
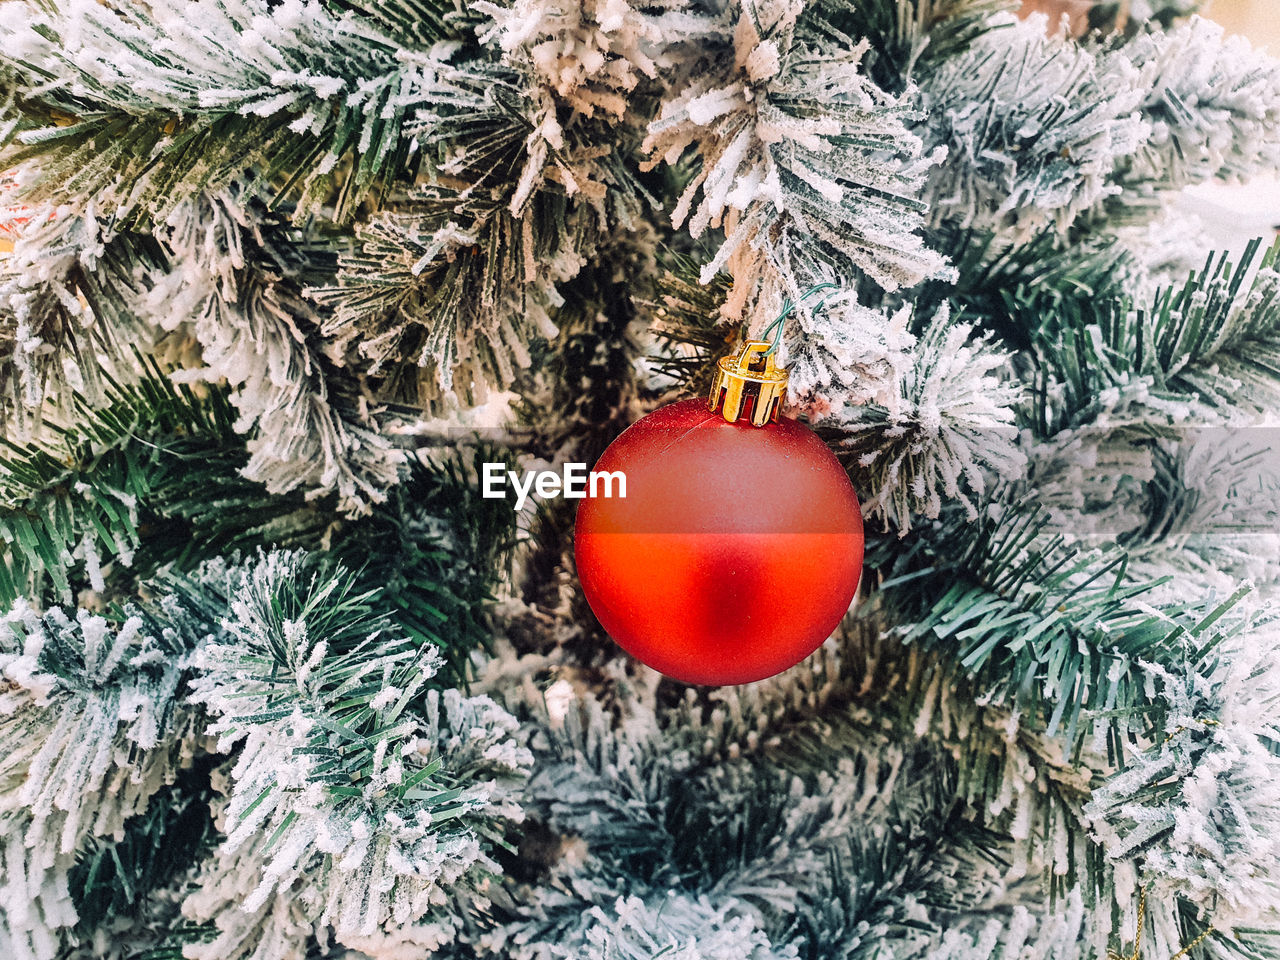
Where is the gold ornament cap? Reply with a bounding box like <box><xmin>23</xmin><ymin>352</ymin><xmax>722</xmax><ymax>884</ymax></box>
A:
<box><xmin>708</xmin><ymin>340</ymin><xmax>788</xmax><ymax>426</ymax></box>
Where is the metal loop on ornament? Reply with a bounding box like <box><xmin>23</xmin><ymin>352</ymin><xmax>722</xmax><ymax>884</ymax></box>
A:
<box><xmin>708</xmin><ymin>340</ymin><xmax>789</xmax><ymax>426</ymax></box>
<box><xmin>709</xmin><ymin>283</ymin><xmax>840</xmax><ymax>426</ymax></box>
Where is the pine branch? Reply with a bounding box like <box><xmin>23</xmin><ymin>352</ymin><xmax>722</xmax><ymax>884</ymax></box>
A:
<box><xmin>318</xmin><ymin>451</ymin><xmax>520</xmax><ymax>684</ymax></box>
<box><xmin>825</xmin><ymin>305</ymin><xmax>1025</xmax><ymax>531</ymax></box>
<box><xmin>649</xmin><ymin>602</ymin><xmax>1227</xmax><ymax>953</ymax></box>
<box><xmin>1122</xmin><ymin>437</ymin><xmax>1280</xmax><ymax>586</ymax></box>
<box><xmin>935</xmin><ymin>225</ymin><xmax>1134</xmax><ymax>355</ymax></box>
<box><xmin>655</xmin><ymin>609</ymin><xmax>1094</xmax><ymax>896</ymax></box>
<box><xmin>0</xmin><ymin>587</ymin><xmax>215</xmax><ymax>960</ymax></box>
<box><xmin>1084</xmin><ymin>609</ymin><xmax>1280</xmax><ymax>935</ymax></box>
<box><xmin>306</xmin><ymin>36</ymin><xmax>649</xmax><ymax>409</ymax></box>
<box><xmin>871</xmin><ymin>498</ymin><xmax>1253</xmax><ymax>760</ymax></box>
<box><xmin>642</xmin><ymin>0</ymin><xmax>949</xmax><ymax>309</ymax></box>
<box><xmin>644</xmin><ymin>254</ymin><xmax>737</xmax><ymax>398</ymax></box>
<box><xmin>863</xmin><ymin>500</ymin><xmax>1275</xmax><ymax>948</ymax></box>
<box><xmin>188</xmin><ymin>553</ymin><xmax>451</xmax><ymax>797</ymax></box>
<box><xmin>405</xmin><ymin>41</ymin><xmax>650</xmax><ymax>221</ymax></box>
<box><xmin>157</xmin><ymin>451</ymin><xmax>515</xmax><ymax>686</ymax></box>
<box><xmin>0</xmin><ymin>217</ymin><xmax>166</xmax><ymax>435</ymax></box>
<box><xmin>181</xmin><ymin>549</ymin><xmax>532</xmax><ymax>960</ymax></box>
<box><xmin>489</xmin><ymin>689</ymin><xmax>1006</xmax><ymax>959</ymax></box>
<box><xmin>1149</xmin><ymin>240</ymin><xmax>1280</xmax><ymax>413</ymax></box>
<box><xmin>0</xmin><ymin>358</ymin><xmax>244</xmax><ymax>606</ymax></box>
<box><xmin>0</xmin><ymin>352</ymin><xmax>516</xmax><ymax>684</ymax></box>
<box><xmin>69</xmin><ymin>757</ymin><xmax>220</xmax><ymax>939</ymax></box>
<box><xmin>1</xmin><ymin>543</ymin><xmax>523</xmax><ymax>960</ymax></box>
<box><xmin>1116</xmin><ymin>17</ymin><xmax>1280</xmax><ymax>193</ymax></box>
<box><xmin>919</xmin><ymin>16</ymin><xmax>1147</xmax><ymax>236</ymax></box>
<box><xmin>808</xmin><ymin>0</ymin><xmax>1016</xmax><ymax>93</ymax></box>
<box><xmin>311</xmin><ymin>187</ymin><xmax>565</xmax><ymax>408</ymax></box>
<box><xmin>1032</xmin><ymin>238</ymin><xmax>1280</xmax><ymax>434</ymax></box>
<box><xmin>0</xmin><ymin>0</ymin><xmax>431</xmax><ymax>226</ymax></box>
<box><xmin>473</xmin><ymin>0</ymin><xmax>678</xmax><ymax>123</ymax></box>
<box><xmin>321</xmin><ymin>0</ymin><xmax>485</xmax><ymax>50</ymax></box>
<box><xmin>152</xmin><ymin>191</ymin><xmax>405</xmax><ymax>512</ymax></box>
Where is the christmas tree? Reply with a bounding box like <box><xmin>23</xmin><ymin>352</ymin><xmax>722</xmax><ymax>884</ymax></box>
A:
<box><xmin>3</xmin><ymin>0</ymin><xmax>1280</xmax><ymax>957</ymax></box>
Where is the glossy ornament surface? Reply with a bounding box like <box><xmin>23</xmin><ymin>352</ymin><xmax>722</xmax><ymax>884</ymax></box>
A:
<box><xmin>574</xmin><ymin>386</ymin><xmax>864</xmax><ymax>685</ymax></box>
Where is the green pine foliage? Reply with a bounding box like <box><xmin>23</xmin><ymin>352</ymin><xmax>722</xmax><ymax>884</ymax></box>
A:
<box><xmin>812</xmin><ymin>0</ymin><xmax>1016</xmax><ymax>92</ymax></box>
<box><xmin>311</xmin><ymin>187</ymin><xmax>575</xmax><ymax>407</ymax></box>
<box><xmin>1</xmin><ymin>0</ymin><xmax>1279</xmax><ymax>957</ymax></box>
<box><xmin>870</xmin><ymin>500</ymin><xmax>1253</xmax><ymax>758</ymax></box>
<box><xmin>1033</xmin><ymin>238</ymin><xmax>1280</xmax><ymax>434</ymax></box>
<box><xmin>0</xmin><ymin>359</ymin><xmax>243</xmax><ymax>605</ymax></box>
<box><xmin>936</xmin><ymin>226</ymin><xmax>1135</xmax><ymax>354</ymax></box>
<box><xmin>181</xmin><ymin>549</ymin><xmax>532</xmax><ymax>960</ymax></box>
<box><xmin>0</xmin><ymin>0</ymin><xmax>434</xmax><ymax>226</ymax></box>
<box><xmin>69</xmin><ymin>758</ymin><xmax>220</xmax><ymax>938</ymax></box>
<box><xmin>0</xmin><ymin>582</ymin><xmax>214</xmax><ymax>960</ymax></box>
<box><xmin>0</xmin><ymin>221</ymin><xmax>167</xmax><ymax>433</ymax></box>
<box><xmin>0</xmin><ymin>360</ymin><xmax>516</xmax><ymax>683</ymax></box>
<box><xmin>644</xmin><ymin>255</ymin><xmax>737</xmax><ymax>399</ymax></box>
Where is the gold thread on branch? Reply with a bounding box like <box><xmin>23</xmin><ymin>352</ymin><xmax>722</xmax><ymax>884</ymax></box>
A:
<box><xmin>1107</xmin><ymin>886</ymin><xmax>1216</xmax><ymax>959</ymax></box>
<box><xmin>1108</xmin><ymin>886</ymin><xmax>1147</xmax><ymax>960</ymax></box>
<box><xmin>1169</xmin><ymin>925</ymin><xmax>1217</xmax><ymax>960</ymax></box>
<box><xmin>1164</xmin><ymin>719</ymin><xmax>1219</xmax><ymax>744</ymax></box>
<box><xmin>1109</xmin><ymin>721</ymin><xmax>1221</xmax><ymax>959</ymax></box>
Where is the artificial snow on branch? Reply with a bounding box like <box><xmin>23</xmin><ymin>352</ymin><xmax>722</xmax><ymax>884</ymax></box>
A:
<box><xmin>1086</xmin><ymin>609</ymin><xmax>1280</xmax><ymax>934</ymax></box>
<box><xmin>0</xmin><ymin>0</ymin><xmax>429</xmax><ymax>225</ymax></box>
<box><xmin>1119</xmin><ymin>16</ymin><xmax>1280</xmax><ymax>193</ymax></box>
<box><xmin>311</xmin><ymin>188</ymin><xmax>561</xmax><ymax>406</ymax></box>
<box><xmin>475</xmin><ymin>0</ymin><xmax>681</xmax><ymax>121</ymax></box>
<box><xmin>1031</xmin><ymin>238</ymin><xmax>1280</xmax><ymax>434</ymax></box>
<box><xmin>920</xmin><ymin>14</ymin><xmax>1147</xmax><ymax>235</ymax></box>
<box><xmin>474</xmin><ymin>689</ymin><xmax>996</xmax><ymax>959</ymax></box>
<box><xmin>0</xmin><ymin>208</ymin><xmax>164</xmax><ymax>438</ymax></box>
<box><xmin>152</xmin><ymin>193</ymin><xmax>405</xmax><ymax>512</ymax></box>
<box><xmin>183</xmin><ymin>550</ymin><xmax>532</xmax><ymax>960</ymax></box>
<box><xmin>828</xmin><ymin>305</ymin><xmax>1025</xmax><ymax>531</ymax></box>
<box><xmin>781</xmin><ymin>289</ymin><xmax>916</xmax><ymax>419</ymax></box>
<box><xmin>0</xmin><ymin>595</ymin><xmax>212</xmax><ymax>960</ymax></box>
<box><xmin>643</xmin><ymin>0</ymin><xmax>950</xmax><ymax>312</ymax></box>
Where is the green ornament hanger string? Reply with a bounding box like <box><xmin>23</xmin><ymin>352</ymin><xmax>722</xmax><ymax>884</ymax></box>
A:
<box><xmin>759</xmin><ymin>282</ymin><xmax>840</xmax><ymax>357</ymax></box>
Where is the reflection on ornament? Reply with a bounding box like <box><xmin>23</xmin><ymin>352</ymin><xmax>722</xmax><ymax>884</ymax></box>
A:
<box><xmin>574</xmin><ymin>338</ymin><xmax>865</xmax><ymax>685</ymax></box>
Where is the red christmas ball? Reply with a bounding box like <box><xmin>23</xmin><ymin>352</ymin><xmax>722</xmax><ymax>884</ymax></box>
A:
<box><xmin>574</xmin><ymin>397</ymin><xmax>864</xmax><ymax>685</ymax></box>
